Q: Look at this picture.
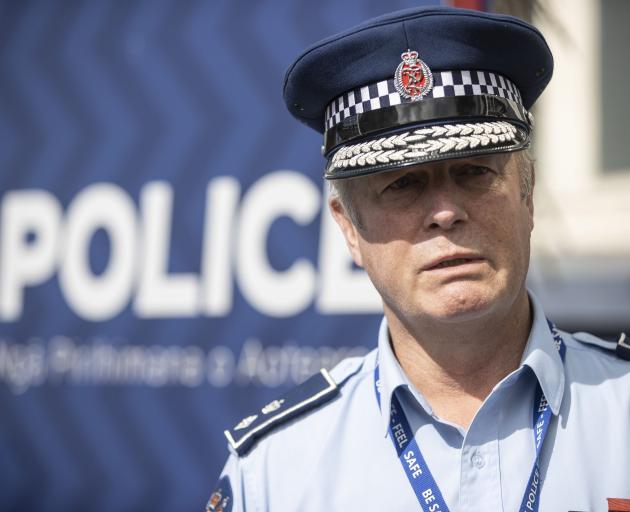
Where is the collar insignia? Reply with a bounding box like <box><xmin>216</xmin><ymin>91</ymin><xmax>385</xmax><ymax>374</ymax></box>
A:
<box><xmin>262</xmin><ymin>399</ymin><xmax>285</xmax><ymax>415</ymax></box>
<box><xmin>234</xmin><ymin>414</ymin><xmax>257</xmax><ymax>431</ymax></box>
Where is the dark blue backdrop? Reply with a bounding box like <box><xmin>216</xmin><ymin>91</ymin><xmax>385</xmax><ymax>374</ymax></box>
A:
<box><xmin>0</xmin><ymin>1</ymin><xmax>442</xmax><ymax>511</ymax></box>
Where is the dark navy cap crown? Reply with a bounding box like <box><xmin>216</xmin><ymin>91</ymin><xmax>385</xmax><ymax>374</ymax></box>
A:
<box><xmin>284</xmin><ymin>6</ymin><xmax>552</xmax><ymax>132</ymax></box>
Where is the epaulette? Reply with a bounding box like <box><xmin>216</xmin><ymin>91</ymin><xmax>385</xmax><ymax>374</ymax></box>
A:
<box><xmin>224</xmin><ymin>368</ymin><xmax>339</xmax><ymax>456</ymax></box>
<box><xmin>572</xmin><ymin>331</ymin><xmax>630</xmax><ymax>361</ymax></box>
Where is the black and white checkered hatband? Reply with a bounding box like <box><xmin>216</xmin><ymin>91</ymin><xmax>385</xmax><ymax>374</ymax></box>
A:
<box><xmin>325</xmin><ymin>70</ymin><xmax>523</xmax><ymax>130</ymax></box>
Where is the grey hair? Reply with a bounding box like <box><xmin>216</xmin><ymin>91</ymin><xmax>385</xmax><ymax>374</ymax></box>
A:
<box><xmin>329</xmin><ymin>174</ymin><xmax>365</xmax><ymax>229</ymax></box>
<box><xmin>517</xmin><ymin>148</ymin><xmax>535</xmax><ymax>200</ymax></box>
<box><xmin>329</xmin><ymin>148</ymin><xmax>536</xmax><ymax>228</ymax></box>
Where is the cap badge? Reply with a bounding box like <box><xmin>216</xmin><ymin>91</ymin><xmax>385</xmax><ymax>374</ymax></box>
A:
<box><xmin>394</xmin><ymin>49</ymin><xmax>433</xmax><ymax>101</ymax></box>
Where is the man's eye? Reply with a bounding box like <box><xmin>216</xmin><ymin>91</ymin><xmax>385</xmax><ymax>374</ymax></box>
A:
<box><xmin>461</xmin><ymin>165</ymin><xmax>491</xmax><ymax>176</ymax></box>
<box><xmin>387</xmin><ymin>175</ymin><xmax>415</xmax><ymax>191</ymax></box>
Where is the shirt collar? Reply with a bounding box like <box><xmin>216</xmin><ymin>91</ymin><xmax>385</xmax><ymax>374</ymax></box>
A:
<box><xmin>519</xmin><ymin>290</ymin><xmax>565</xmax><ymax>415</ymax></box>
<box><xmin>375</xmin><ymin>290</ymin><xmax>566</xmax><ymax>436</ymax></box>
<box><xmin>376</xmin><ymin>317</ymin><xmax>434</xmax><ymax>437</ymax></box>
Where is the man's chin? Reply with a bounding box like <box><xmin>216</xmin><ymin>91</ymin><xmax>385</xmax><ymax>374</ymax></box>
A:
<box><xmin>417</xmin><ymin>285</ymin><xmax>502</xmax><ymax>324</ymax></box>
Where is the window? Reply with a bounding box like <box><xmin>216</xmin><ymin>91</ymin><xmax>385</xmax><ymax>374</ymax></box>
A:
<box><xmin>600</xmin><ymin>0</ymin><xmax>630</xmax><ymax>173</ymax></box>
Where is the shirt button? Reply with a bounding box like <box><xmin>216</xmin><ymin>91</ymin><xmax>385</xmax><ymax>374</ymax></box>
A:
<box><xmin>471</xmin><ymin>451</ymin><xmax>485</xmax><ymax>469</ymax></box>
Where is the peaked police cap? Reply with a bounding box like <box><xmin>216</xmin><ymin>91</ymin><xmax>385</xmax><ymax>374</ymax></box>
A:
<box><xmin>283</xmin><ymin>6</ymin><xmax>553</xmax><ymax>179</ymax></box>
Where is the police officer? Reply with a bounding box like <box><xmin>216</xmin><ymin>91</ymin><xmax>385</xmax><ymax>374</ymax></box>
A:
<box><xmin>208</xmin><ymin>6</ymin><xmax>630</xmax><ymax>511</ymax></box>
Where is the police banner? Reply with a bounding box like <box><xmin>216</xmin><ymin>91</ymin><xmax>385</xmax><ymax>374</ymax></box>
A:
<box><xmin>0</xmin><ymin>1</ymin><xmax>439</xmax><ymax>511</ymax></box>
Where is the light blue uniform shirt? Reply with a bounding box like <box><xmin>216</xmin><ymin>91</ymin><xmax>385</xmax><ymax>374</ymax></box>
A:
<box><xmin>214</xmin><ymin>293</ymin><xmax>630</xmax><ymax>511</ymax></box>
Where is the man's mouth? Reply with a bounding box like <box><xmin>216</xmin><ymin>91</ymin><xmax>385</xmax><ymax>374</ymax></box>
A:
<box><xmin>424</xmin><ymin>254</ymin><xmax>485</xmax><ymax>271</ymax></box>
<box><xmin>431</xmin><ymin>258</ymin><xmax>476</xmax><ymax>269</ymax></box>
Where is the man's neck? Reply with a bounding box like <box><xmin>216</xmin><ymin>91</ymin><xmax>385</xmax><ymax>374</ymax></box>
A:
<box><xmin>385</xmin><ymin>291</ymin><xmax>532</xmax><ymax>429</ymax></box>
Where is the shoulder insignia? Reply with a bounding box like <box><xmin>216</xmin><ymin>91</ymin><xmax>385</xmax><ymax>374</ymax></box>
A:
<box><xmin>572</xmin><ymin>331</ymin><xmax>630</xmax><ymax>361</ymax></box>
<box><xmin>206</xmin><ymin>475</ymin><xmax>232</xmax><ymax>512</ymax></box>
<box><xmin>224</xmin><ymin>368</ymin><xmax>338</xmax><ymax>456</ymax></box>
<box><xmin>616</xmin><ymin>333</ymin><xmax>630</xmax><ymax>361</ymax></box>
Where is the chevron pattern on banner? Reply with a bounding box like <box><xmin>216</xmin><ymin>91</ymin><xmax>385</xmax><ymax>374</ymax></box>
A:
<box><xmin>0</xmin><ymin>1</ymin><xmax>443</xmax><ymax>511</ymax></box>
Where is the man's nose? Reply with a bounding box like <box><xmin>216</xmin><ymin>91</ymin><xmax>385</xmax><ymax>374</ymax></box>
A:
<box><xmin>423</xmin><ymin>185</ymin><xmax>469</xmax><ymax>231</ymax></box>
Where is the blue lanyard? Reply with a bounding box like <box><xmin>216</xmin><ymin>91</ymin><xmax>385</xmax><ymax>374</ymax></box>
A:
<box><xmin>374</xmin><ymin>322</ymin><xmax>566</xmax><ymax>512</ymax></box>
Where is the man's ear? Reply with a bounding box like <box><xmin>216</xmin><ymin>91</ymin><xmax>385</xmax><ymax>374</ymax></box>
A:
<box><xmin>328</xmin><ymin>196</ymin><xmax>364</xmax><ymax>268</ymax></box>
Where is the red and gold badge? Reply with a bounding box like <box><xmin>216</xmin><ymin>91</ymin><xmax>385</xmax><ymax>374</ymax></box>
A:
<box><xmin>394</xmin><ymin>49</ymin><xmax>433</xmax><ymax>100</ymax></box>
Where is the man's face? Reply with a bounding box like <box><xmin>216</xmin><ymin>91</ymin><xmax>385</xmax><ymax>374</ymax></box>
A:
<box><xmin>330</xmin><ymin>151</ymin><xmax>534</xmax><ymax>325</ymax></box>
